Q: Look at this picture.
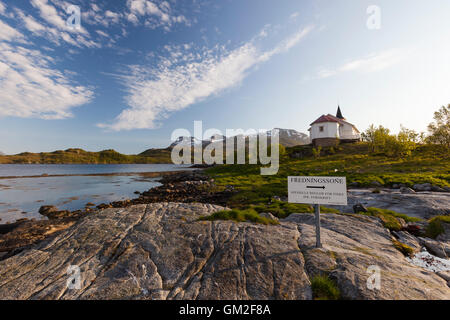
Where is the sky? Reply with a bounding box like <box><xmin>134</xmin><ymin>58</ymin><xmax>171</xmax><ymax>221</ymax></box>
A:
<box><xmin>1</xmin><ymin>0</ymin><xmax>450</xmax><ymax>155</ymax></box>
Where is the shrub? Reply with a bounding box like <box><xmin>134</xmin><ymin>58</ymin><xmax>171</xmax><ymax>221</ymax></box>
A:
<box><xmin>198</xmin><ymin>209</ymin><xmax>279</xmax><ymax>225</ymax></box>
<box><xmin>425</xmin><ymin>216</ymin><xmax>450</xmax><ymax>238</ymax></box>
<box><xmin>312</xmin><ymin>146</ymin><xmax>322</xmax><ymax>159</ymax></box>
<box><xmin>311</xmin><ymin>275</ymin><xmax>340</xmax><ymax>300</ymax></box>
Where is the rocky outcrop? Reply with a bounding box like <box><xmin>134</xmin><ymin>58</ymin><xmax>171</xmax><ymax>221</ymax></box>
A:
<box><xmin>412</xmin><ymin>183</ymin><xmax>449</xmax><ymax>193</ymax></box>
<box><xmin>0</xmin><ymin>203</ymin><xmax>448</xmax><ymax>300</ymax></box>
<box><xmin>333</xmin><ymin>189</ymin><xmax>450</xmax><ymax>219</ymax></box>
<box><xmin>392</xmin><ymin>231</ymin><xmax>421</xmax><ymax>253</ymax></box>
<box><xmin>285</xmin><ymin>213</ymin><xmax>449</xmax><ymax>299</ymax></box>
<box><xmin>418</xmin><ymin>238</ymin><xmax>450</xmax><ymax>259</ymax></box>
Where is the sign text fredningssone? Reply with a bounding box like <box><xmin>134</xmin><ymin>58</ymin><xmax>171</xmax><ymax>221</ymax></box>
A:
<box><xmin>290</xmin><ymin>177</ymin><xmax>345</xmax><ymax>184</ymax></box>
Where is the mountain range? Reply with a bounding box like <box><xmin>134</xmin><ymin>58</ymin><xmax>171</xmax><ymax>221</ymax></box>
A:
<box><xmin>166</xmin><ymin>128</ymin><xmax>310</xmax><ymax>150</ymax></box>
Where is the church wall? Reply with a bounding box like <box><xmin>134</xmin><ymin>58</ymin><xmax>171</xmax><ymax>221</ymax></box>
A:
<box><xmin>339</xmin><ymin>123</ymin><xmax>360</xmax><ymax>140</ymax></box>
<box><xmin>310</xmin><ymin>122</ymin><xmax>339</xmax><ymax>140</ymax></box>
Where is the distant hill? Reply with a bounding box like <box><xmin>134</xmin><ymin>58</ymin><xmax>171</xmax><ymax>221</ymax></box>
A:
<box><xmin>138</xmin><ymin>147</ymin><xmax>172</xmax><ymax>158</ymax></box>
<box><xmin>0</xmin><ymin>148</ymin><xmax>172</xmax><ymax>164</ymax></box>
<box><xmin>0</xmin><ymin>129</ymin><xmax>310</xmax><ymax>164</ymax></box>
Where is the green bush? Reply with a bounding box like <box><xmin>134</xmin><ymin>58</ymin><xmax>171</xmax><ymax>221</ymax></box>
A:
<box><xmin>425</xmin><ymin>216</ymin><xmax>450</xmax><ymax>238</ymax></box>
<box><xmin>198</xmin><ymin>209</ymin><xmax>279</xmax><ymax>225</ymax></box>
<box><xmin>311</xmin><ymin>275</ymin><xmax>340</xmax><ymax>300</ymax></box>
<box><xmin>312</xmin><ymin>146</ymin><xmax>322</xmax><ymax>159</ymax></box>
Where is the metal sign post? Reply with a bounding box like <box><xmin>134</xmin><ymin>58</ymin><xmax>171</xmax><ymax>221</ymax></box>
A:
<box><xmin>288</xmin><ymin>176</ymin><xmax>348</xmax><ymax>249</ymax></box>
<box><xmin>314</xmin><ymin>204</ymin><xmax>322</xmax><ymax>248</ymax></box>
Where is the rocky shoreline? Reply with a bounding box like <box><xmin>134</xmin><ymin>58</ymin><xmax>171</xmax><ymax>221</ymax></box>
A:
<box><xmin>1</xmin><ymin>170</ymin><xmax>450</xmax><ymax>261</ymax></box>
<box><xmin>0</xmin><ymin>170</ymin><xmax>234</xmax><ymax>259</ymax></box>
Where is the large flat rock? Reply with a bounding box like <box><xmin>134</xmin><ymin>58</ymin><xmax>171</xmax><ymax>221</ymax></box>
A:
<box><xmin>332</xmin><ymin>189</ymin><xmax>450</xmax><ymax>219</ymax></box>
<box><xmin>0</xmin><ymin>203</ymin><xmax>448</xmax><ymax>300</ymax></box>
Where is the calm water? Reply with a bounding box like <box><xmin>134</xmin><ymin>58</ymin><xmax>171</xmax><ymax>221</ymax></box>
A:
<box><xmin>0</xmin><ymin>164</ymin><xmax>192</xmax><ymax>224</ymax></box>
<box><xmin>0</xmin><ymin>164</ymin><xmax>190</xmax><ymax>177</ymax></box>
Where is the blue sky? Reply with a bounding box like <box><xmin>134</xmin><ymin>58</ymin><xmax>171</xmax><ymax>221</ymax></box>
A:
<box><xmin>1</xmin><ymin>0</ymin><xmax>450</xmax><ymax>154</ymax></box>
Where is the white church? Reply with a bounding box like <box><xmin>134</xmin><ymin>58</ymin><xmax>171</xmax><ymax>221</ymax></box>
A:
<box><xmin>309</xmin><ymin>107</ymin><xmax>361</xmax><ymax>147</ymax></box>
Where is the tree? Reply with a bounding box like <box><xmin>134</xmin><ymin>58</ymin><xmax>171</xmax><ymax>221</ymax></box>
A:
<box><xmin>362</xmin><ymin>125</ymin><xmax>390</xmax><ymax>153</ymax></box>
<box><xmin>427</xmin><ymin>105</ymin><xmax>450</xmax><ymax>149</ymax></box>
<box><xmin>362</xmin><ymin>124</ymin><xmax>417</xmax><ymax>157</ymax></box>
<box><xmin>361</xmin><ymin>124</ymin><xmax>377</xmax><ymax>151</ymax></box>
<box><xmin>399</xmin><ymin>125</ymin><xmax>420</xmax><ymax>143</ymax></box>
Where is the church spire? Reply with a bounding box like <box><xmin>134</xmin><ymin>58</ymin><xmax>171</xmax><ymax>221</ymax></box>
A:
<box><xmin>336</xmin><ymin>106</ymin><xmax>345</xmax><ymax>120</ymax></box>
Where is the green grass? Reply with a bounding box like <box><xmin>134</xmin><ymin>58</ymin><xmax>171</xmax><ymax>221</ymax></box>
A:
<box><xmin>425</xmin><ymin>216</ymin><xmax>450</xmax><ymax>238</ymax></box>
<box><xmin>206</xmin><ymin>143</ymin><xmax>449</xmax><ymax>211</ymax></box>
<box><xmin>311</xmin><ymin>275</ymin><xmax>341</xmax><ymax>300</ymax></box>
<box><xmin>251</xmin><ymin>200</ymin><xmax>340</xmax><ymax>219</ymax></box>
<box><xmin>198</xmin><ymin>208</ymin><xmax>279</xmax><ymax>225</ymax></box>
<box><xmin>357</xmin><ymin>207</ymin><xmax>422</xmax><ymax>231</ymax></box>
<box><xmin>392</xmin><ymin>239</ymin><xmax>415</xmax><ymax>257</ymax></box>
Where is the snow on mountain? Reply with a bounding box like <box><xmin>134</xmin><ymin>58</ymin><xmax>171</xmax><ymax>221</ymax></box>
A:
<box><xmin>168</xmin><ymin>129</ymin><xmax>310</xmax><ymax>149</ymax></box>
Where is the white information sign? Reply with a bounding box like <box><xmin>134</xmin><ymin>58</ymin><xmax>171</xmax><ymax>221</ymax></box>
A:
<box><xmin>288</xmin><ymin>176</ymin><xmax>348</xmax><ymax>206</ymax></box>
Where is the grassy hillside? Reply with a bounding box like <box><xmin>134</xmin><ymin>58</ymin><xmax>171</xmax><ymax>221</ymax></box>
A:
<box><xmin>0</xmin><ymin>148</ymin><xmax>173</xmax><ymax>164</ymax></box>
<box><xmin>206</xmin><ymin>142</ymin><xmax>450</xmax><ymax>208</ymax></box>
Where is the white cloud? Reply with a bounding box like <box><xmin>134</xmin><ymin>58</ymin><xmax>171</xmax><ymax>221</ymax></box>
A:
<box><xmin>290</xmin><ymin>12</ymin><xmax>299</xmax><ymax>20</ymax></box>
<box><xmin>105</xmin><ymin>10</ymin><xmax>121</xmax><ymax>23</ymax></box>
<box><xmin>15</xmin><ymin>9</ymin><xmax>60</xmax><ymax>44</ymax></box>
<box><xmin>126</xmin><ymin>0</ymin><xmax>190</xmax><ymax>30</ymax></box>
<box><xmin>31</xmin><ymin>0</ymin><xmax>73</xmax><ymax>31</ymax></box>
<box><xmin>79</xmin><ymin>0</ymin><xmax>188</xmax><ymax>31</ymax></box>
<box><xmin>0</xmin><ymin>1</ymin><xmax>5</xmax><ymax>15</ymax></box>
<box><xmin>0</xmin><ymin>41</ymin><xmax>93</xmax><ymax>119</ymax></box>
<box><xmin>127</xmin><ymin>13</ymin><xmax>139</xmax><ymax>25</ymax></box>
<box><xmin>317</xmin><ymin>49</ymin><xmax>405</xmax><ymax>79</ymax></box>
<box><xmin>83</xmin><ymin>5</ymin><xmax>123</xmax><ymax>28</ymax></box>
<box><xmin>26</xmin><ymin>0</ymin><xmax>100</xmax><ymax>48</ymax></box>
<box><xmin>98</xmin><ymin>26</ymin><xmax>313</xmax><ymax>131</ymax></box>
<box><xmin>0</xmin><ymin>19</ymin><xmax>26</xmax><ymax>42</ymax></box>
<box><xmin>96</xmin><ymin>30</ymin><xmax>108</xmax><ymax>37</ymax></box>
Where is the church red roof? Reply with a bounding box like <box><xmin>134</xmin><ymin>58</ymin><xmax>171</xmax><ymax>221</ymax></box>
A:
<box><xmin>310</xmin><ymin>114</ymin><xmax>360</xmax><ymax>133</ymax></box>
<box><xmin>310</xmin><ymin>114</ymin><xmax>343</xmax><ymax>126</ymax></box>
